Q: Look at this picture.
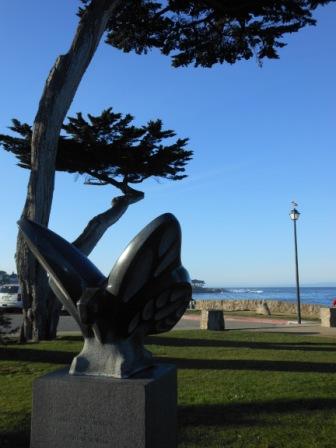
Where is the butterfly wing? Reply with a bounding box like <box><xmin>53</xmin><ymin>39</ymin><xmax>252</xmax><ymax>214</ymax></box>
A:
<box><xmin>18</xmin><ymin>218</ymin><xmax>106</xmax><ymax>335</ymax></box>
<box><xmin>105</xmin><ymin>213</ymin><xmax>192</xmax><ymax>338</ymax></box>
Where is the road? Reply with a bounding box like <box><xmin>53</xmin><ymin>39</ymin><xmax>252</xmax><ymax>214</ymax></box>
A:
<box><xmin>4</xmin><ymin>312</ymin><xmax>294</xmax><ymax>334</ymax></box>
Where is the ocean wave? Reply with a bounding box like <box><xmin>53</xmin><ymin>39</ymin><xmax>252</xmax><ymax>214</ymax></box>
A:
<box><xmin>228</xmin><ymin>289</ymin><xmax>263</xmax><ymax>294</ymax></box>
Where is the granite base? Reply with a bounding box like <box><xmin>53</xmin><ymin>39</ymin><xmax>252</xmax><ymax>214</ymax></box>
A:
<box><xmin>30</xmin><ymin>364</ymin><xmax>177</xmax><ymax>448</ymax></box>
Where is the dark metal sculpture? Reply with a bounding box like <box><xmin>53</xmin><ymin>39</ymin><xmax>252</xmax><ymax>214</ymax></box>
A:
<box><xmin>18</xmin><ymin>213</ymin><xmax>191</xmax><ymax>378</ymax></box>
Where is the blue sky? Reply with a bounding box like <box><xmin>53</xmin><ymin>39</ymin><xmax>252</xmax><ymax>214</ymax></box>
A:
<box><xmin>0</xmin><ymin>1</ymin><xmax>335</xmax><ymax>286</ymax></box>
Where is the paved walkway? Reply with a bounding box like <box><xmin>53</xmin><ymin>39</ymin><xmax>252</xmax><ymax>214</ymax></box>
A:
<box><xmin>247</xmin><ymin>322</ymin><xmax>336</xmax><ymax>338</ymax></box>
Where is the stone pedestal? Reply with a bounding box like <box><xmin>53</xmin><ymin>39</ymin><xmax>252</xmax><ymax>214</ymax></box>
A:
<box><xmin>30</xmin><ymin>365</ymin><xmax>177</xmax><ymax>448</ymax></box>
<box><xmin>320</xmin><ymin>307</ymin><xmax>336</xmax><ymax>327</ymax></box>
<box><xmin>200</xmin><ymin>310</ymin><xmax>225</xmax><ymax>330</ymax></box>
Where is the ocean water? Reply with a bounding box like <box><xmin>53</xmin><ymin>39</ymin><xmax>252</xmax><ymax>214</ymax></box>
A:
<box><xmin>192</xmin><ymin>287</ymin><xmax>336</xmax><ymax>307</ymax></box>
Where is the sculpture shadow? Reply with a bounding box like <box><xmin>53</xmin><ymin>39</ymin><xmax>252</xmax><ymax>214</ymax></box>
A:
<box><xmin>2</xmin><ymin>345</ymin><xmax>336</xmax><ymax>373</ymax></box>
<box><xmin>155</xmin><ymin>356</ymin><xmax>336</xmax><ymax>373</ymax></box>
<box><xmin>178</xmin><ymin>397</ymin><xmax>336</xmax><ymax>428</ymax></box>
<box><xmin>58</xmin><ymin>335</ymin><xmax>82</xmax><ymax>342</ymax></box>
<box><xmin>254</xmin><ymin>330</ymin><xmax>322</xmax><ymax>336</ymax></box>
<box><xmin>0</xmin><ymin>346</ymin><xmax>74</xmax><ymax>365</ymax></box>
<box><xmin>2</xmin><ymin>331</ymin><xmax>335</xmax><ymax>366</ymax></box>
<box><xmin>0</xmin><ymin>411</ymin><xmax>30</xmax><ymax>448</ymax></box>
<box><xmin>146</xmin><ymin>334</ymin><xmax>336</xmax><ymax>352</ymax></box>
<box><xmin>0</xmin><ymin>430</ymin><xmax>29</xmax><ymax>448</ymax></box>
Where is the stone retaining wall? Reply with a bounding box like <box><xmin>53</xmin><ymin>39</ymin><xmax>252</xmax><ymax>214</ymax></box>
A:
<box><xmin>194</xmin><ymin>299</ymin><xmax>321</xmax><ymax>318</ymax></box>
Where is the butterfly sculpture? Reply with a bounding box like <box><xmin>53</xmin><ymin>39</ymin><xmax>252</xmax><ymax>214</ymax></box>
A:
<box><xmin>18</xmin><ymin>213</ymin><xmax>192</xmax><ymax>378</ymax></box>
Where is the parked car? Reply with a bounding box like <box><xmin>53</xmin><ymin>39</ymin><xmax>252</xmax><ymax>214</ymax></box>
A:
<box><xmin>0</xmin><ymin>284</ymin><xmax>22</xmax><ymax>311</ymax></box>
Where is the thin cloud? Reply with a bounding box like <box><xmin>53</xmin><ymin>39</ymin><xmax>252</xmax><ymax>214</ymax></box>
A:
<box><xmin>143</xmin><ymin>164</ymin><xmax>244</xmax><ymax>195</ymax></box>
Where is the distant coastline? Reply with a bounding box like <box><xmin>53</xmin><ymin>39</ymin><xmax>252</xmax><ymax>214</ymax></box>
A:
<box><xmin>192</xmin><ymin>286</ymin><xmax>228</xmax><ymax>294</ymax></box>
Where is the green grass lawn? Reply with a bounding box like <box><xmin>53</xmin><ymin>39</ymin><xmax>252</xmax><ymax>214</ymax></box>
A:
<box><xmin>1</xmin><ymin>330</ymin><xmax>336</xmax><ymax>447</ymax></box>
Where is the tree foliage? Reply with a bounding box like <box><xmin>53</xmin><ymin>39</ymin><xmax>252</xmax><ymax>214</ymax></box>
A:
<box><xmin>0</xmin><ymin>109</ymin><xmax>192</xmax><ymax>187</ymax></box>
<box><xmin>80</xmin><ymin>0</ymin><xmax>334</xmax><ymax>67</ymax></box>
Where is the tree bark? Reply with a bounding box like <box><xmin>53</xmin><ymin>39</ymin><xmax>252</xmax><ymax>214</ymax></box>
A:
<box><xmin>44</xmin><ymin>289</ymin><xmax>63</xmax><ymax>341</ymax></box>
<box><xmin>17</xmin><ymin>0</ymin><xmax>121</xmax><ymax>342</ymax></box>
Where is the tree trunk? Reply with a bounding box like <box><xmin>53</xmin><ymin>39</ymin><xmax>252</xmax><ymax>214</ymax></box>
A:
<box><xmin>44</xmin><ymin>289</ymin><xmax>63</xmax><ymax>340</ymax></box>
<box><xmin>17</xmin><ymin>0</ymin><xmax>121</xmax><ymax>342</ymax></box>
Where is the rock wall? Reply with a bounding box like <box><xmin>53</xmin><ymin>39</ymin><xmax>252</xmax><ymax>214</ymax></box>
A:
<box><xmin>194</xmin><ymin>299</ymin><xmax>321</xmax><ymax>318</ymax></box>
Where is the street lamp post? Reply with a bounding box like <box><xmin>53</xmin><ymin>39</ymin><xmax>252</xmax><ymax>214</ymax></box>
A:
<box><xmin>289</xmin><ymin>202</ymin><xmax>301</xmax><ymax>324</ymax></box>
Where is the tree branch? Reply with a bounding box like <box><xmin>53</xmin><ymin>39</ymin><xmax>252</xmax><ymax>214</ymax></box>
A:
<box><xmin>187</xmin><ymin>14</ymin><xmax>215</xmax><ymax>28</ymax></box>
<box><xmin>87</xmin><ymin>170</ymin><xmax>124</xmax><ymax>190</ymax></box>
<box><xmin>154</xmin><ymin>6</ymin><xmax>171</xmax><ymax>18</ymax></box>
<box><xmin>86</xmin><ymin>171</ymin><xmax>145</xmax><ymax>201</ymax></box>
<box><xmin>72</xmin><ymin>192</ymin><xmax>144</xmax><ymax>256</ymax></box>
